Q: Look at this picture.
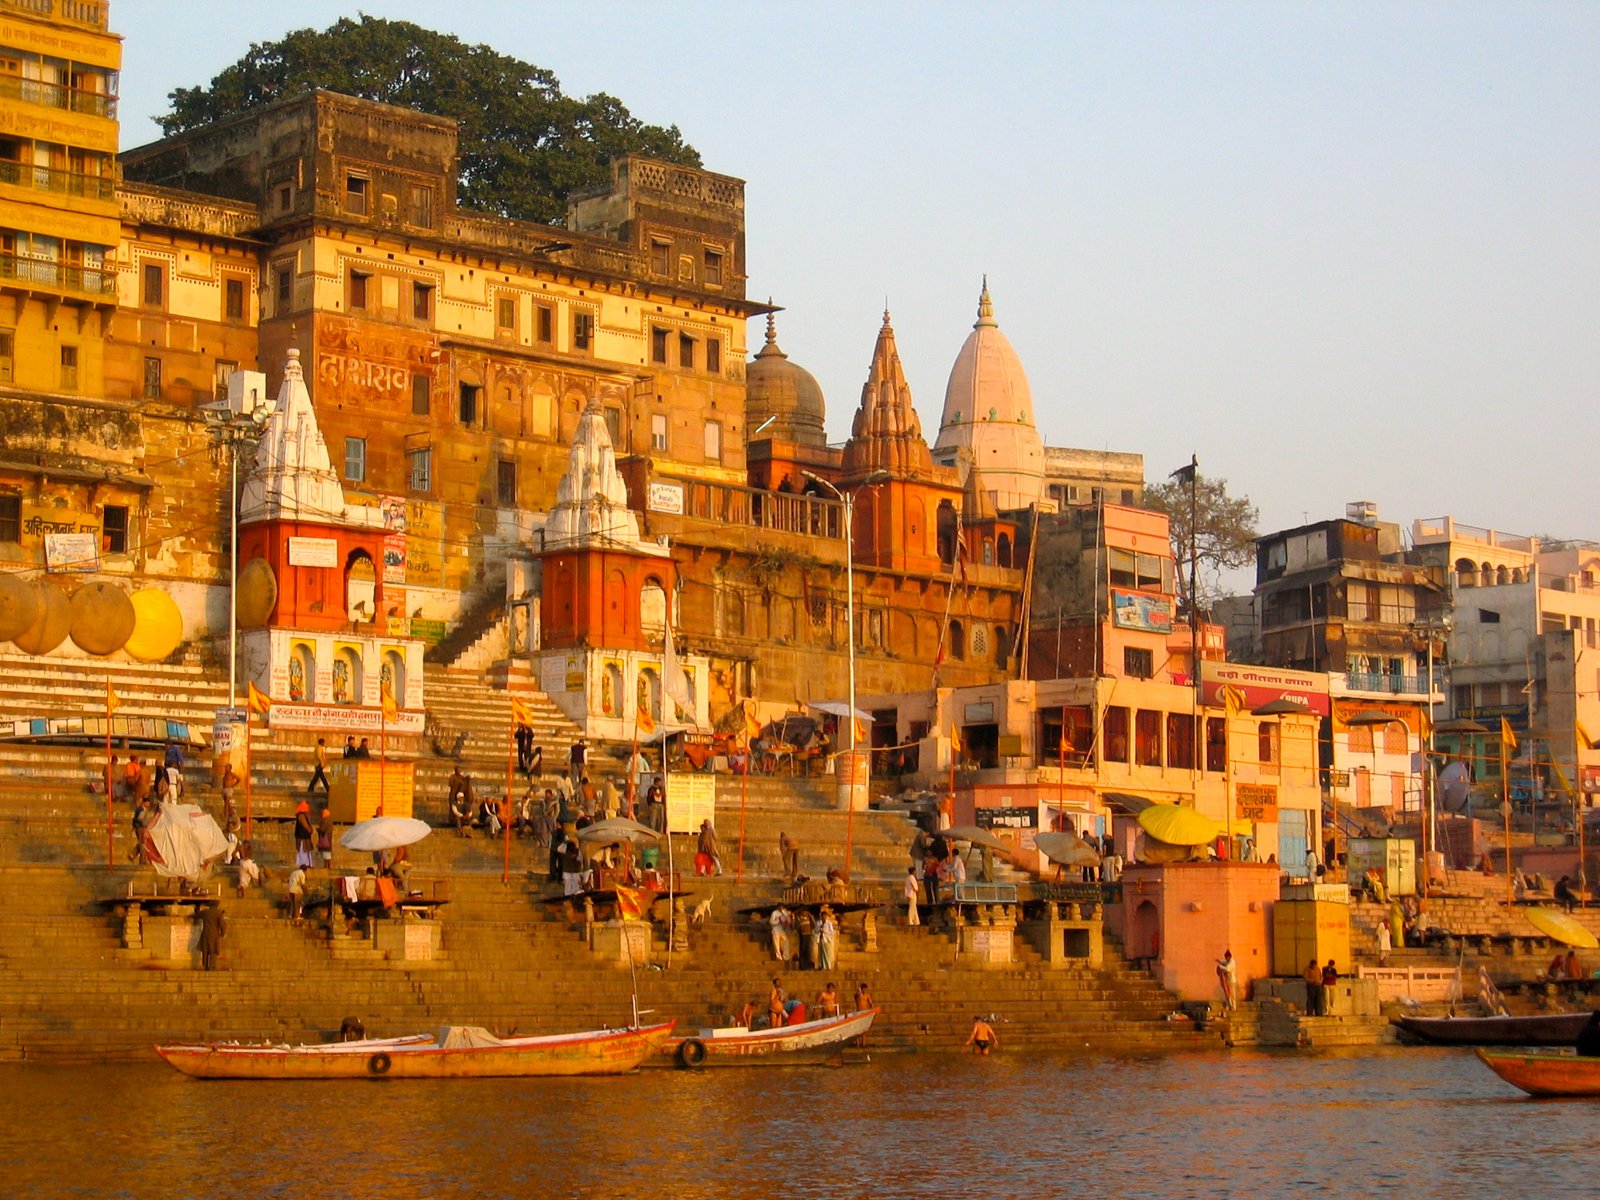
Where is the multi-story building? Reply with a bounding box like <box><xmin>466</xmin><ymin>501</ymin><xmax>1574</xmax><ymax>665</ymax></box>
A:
<box><xmin>1250</xmin><ymin>504</ymin><xmax>1446</xmax><ymax>814</ymax></box>
<box><xmin>0</xmin><ymin>0</ymin><xmax>124</xmax><ymax>579</ymax></box>
<box><xmin>1411</xmin><ymin>516</ymin><xmax>1600</xmax><ymax>804</ymax></box>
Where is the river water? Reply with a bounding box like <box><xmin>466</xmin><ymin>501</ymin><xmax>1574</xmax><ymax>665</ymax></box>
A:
<box><xmin>6</xmin><ymin>1046</ymin><xmax>1593</xmax><ymax>1199</ymax></box>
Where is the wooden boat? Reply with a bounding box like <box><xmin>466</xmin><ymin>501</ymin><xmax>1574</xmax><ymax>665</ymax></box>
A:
<box><xmin>156</xmin><ymin>1022</ymin><xmax>675</xmax><ymax>1080</ymax></box>
<box><xmin>1476</xmin><ymin>1048</ymin><xmax>1600</xmax><ymax>1097</ymax></box>
<box><xmin>1394</xmin><ymin>1012</ymin><xmax>1593</xmax><ymax>1046</ymax></box>
<box><xmin>658</xmin><ymin>1007</ymin><xmax>878</xmax><ymax>1068</ymax></box>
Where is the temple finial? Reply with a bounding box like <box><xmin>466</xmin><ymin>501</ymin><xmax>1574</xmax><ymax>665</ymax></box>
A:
<box><xmin>976</xmin><ymin>277</ymin><xmax>996</xmax><ymax>327</ymax></box>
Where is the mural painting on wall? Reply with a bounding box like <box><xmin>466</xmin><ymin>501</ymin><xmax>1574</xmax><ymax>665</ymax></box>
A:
<box><xmin>332</xmin><ymin>656</ymin><xmax>352</xmax><ymax>705</ymax></box>
<box><xmin>315</xmin><ymin>316</ymin><xmax>434</xmax><ymax>409</ymax></box>
<box><xmin>638</xmin><ymin>669</ymin><xmax>660</xmax><ymax>721</ymax></box>
<box><xmin>288</xmin><ymin>642</ymin><xmax>314</xmax><ymax>702</ymax></box>
<box><xmin>600</xmin><ymin>660</ymin><xmax>624</xmax><ymax>716</ymax></box>
<box><xmin>333</xmin><ymin>645</ymin><xmax>364</xmax><ymax>706</ymax></box>
<box><xmin>405</xmin><ymin>499</ymin><xmax>445</xmax><ymax>589</ymax></box>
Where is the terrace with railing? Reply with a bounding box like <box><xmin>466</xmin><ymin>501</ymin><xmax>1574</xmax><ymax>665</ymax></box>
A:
<box><xmin>0</xmin><ymin>72</ymin><xmax>117</xmax><ymax>120</ymax></box>
<box><xmin>0</xmin><ymin>158</ymin><xmax>113</xmax><ymax>201</ymax></box>
<box><xmin>0</xmin><ymin>250</ymin><xmax>114</xmax><ymax>297</ymax></box>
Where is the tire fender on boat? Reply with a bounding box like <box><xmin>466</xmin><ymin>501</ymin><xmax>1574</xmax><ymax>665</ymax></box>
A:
<box><xmin>368</xmin><ymin>1051</ymin><xmax>392</xmax><ymax>1076</ymax></box>
<box><xmin>677</xmin><ymin>1038</ymin><xmax>707</xmax><ymax>1069</ymax></box>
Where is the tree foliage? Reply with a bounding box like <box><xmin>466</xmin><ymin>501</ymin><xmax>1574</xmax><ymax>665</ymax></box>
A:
<box><xmin>1142</xmin><ymin>474</ymin><xmax>1259</xmax><ymax>612</ymax></box>
<box><xmin>157</xmin><ymin>16</ymin><xmax>701</xmax><ymax>225</ymax></box>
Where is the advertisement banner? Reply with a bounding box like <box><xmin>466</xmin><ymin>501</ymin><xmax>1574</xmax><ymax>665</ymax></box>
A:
<box><xmin>266</xmin><ymin>703</ymin><xmax>425</xmax><ymax>735</ymax></box>
<box><xmin>1235</xmin><ymin>783</ymin><xmax>1279</xmax><ymax>822</ymax></box>
<box><xmin>1111</xmin><ymin>589</ymin><xmax>1174</xmax><ymax>634</ymax></box>
<box><xmin>667</xmin><ymin>773</ymin><xmax>716</xmax><ymax>834</ymax></box>
<box><xmin>1201</xmin><ymin>661</ymin><xmax>1331</xmax><ymax>716</ymax></box>
<box><xmin>44</xmin><ymin>532</ymin><xmax>98</xmax><ymax>572</ymax></box>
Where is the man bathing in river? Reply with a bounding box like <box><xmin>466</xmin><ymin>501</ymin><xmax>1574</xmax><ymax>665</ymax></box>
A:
<box><xmin>966</xmin><ymin>1015</ymin><xmax>998</xmax><ymax>1055</ymax></box>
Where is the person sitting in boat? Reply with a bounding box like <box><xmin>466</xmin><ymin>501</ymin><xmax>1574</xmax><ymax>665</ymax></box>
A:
<box><xmin>1577</xmin><ymin>1011</ymin><xmax>1600</xmax><ymax>1057</ymax></box>
<box><xmin>339</xmin><ymin>1016</ymin><xmax>367</xmax><ymax>1043</ymax></box>
<box><xmin>814</xmin><ymin>982</ymin><xmax>840</xmax><ymax>1018</ymax></box>
<box><xmin>785</xmin><ymin>997</ymin><xmax>809</xmax><ymax>1026</ymax></box>
<box><xmin>731</xmin><ymin>1000</ymin><xmax>756</xmax><ymax>1029</ymax></box>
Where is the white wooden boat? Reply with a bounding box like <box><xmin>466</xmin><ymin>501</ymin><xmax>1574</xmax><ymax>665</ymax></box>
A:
<box><xmin>659</xmin><ymin>1007</ymin><xmax>878</xmax><ymax>1068</ymax></box>
<box><xmin>156</xmin><ymin>1022</ymin><xmax>675</xmax><ymax>1079</ymax></box>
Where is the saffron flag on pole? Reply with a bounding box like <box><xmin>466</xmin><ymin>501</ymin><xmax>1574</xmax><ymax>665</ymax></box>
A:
<box><xmin>106</xmin><ymin>682</ymin><xmax>120</xmax><ymax>714</ymax></box>
<box><xmin>636</xmin><ymin>701</ymin><xmax>656</xmax><ymax>737</ymax></box>
<box><xmin>381</xmin><ymin>682</ymin><xmax>398</xmax><ymax>723</ymax></box>
<box><xmin>854</xmin><ymin>716</ymin><xmax>869</xmax><ymax>743</ymax></box>
<box><xmin>614</xmin><ymin>886</ymin><xmax>645</xmax><ymax>921</ymax></box>
<box><xmin>950</xmin><ymin>724</ymin><xmax>962</xmax><ymax>754</ymax></box>
<box><xmin>511</xmin><ymin>696</ymin><xmax>535</xmax><ymax>727</ymax></box>
<box><xmin>247</xmin><ymin>681</ymin><xmax>272</xmax><ymax>715</ymax></box>
<box><xmin>1501</xmin><ymin>718</ymin><xmax>1518</xmax><ymax>753</ymax></box>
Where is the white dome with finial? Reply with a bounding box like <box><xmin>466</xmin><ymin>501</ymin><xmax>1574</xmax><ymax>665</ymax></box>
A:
<box><xmin>935</xmin><ymin>279</ymin><xmax>1044</xmax><ymax>510</ymax></box>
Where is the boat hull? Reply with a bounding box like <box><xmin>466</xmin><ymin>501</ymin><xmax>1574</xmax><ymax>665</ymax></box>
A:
<box><xmin>1476</xmin><ymin>1048</ymin><xmax>1600</xmax><ymax>1097</ymax></box>
<box><xmin>156</xmin><ymin>1023</ymin><xmax>675</xmax><ymax>1080</ymax></box>
<box><xmin>659</xmin><ymin>1007</ymin><xmax>877</xmax><ymax>1068</ymax></box>
<box><xmin>1394</xmin><ymin>1013</ymin><xmax>1592</xmax><ymax>1046</ymax></box>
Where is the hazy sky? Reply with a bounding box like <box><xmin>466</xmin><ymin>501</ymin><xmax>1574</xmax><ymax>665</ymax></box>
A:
<box><xmin>116</xmin><ymin>2</ymin><xmax>1600</xmax><ymax>545</ymax></box>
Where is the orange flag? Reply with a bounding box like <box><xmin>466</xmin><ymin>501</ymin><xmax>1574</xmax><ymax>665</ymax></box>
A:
<box><xmin>247</xmin><ymin>681</ymin><xmax>272</xmax><ymax>715</ymax></box>
<box><xmin>106</xmin><ymin>682</ymin><xmax>120</xmax><ymax>714</ymax></box>
<box><xmin>380</xmin><ymin>683</ymin><xmax>398</xmax><ymax>723</ymax></box>
<box><xmin>637</xmin><ymin>702</ymin><xmax>656</xmax><ymax>736</ymax></box>
<box><xmin>615</xmin><ymin>886</ymin><xmax>645</xmax><ymax>921</ymax></box>
<box><xmin>511</xmin><ymin>696</ymin><xmax>534</xmax><ymax>727</ymax></box>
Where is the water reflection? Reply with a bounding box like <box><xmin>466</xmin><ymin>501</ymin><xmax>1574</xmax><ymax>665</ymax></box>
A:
<box><xmin>7</xmin><ymin>1047</ymin><xmax>1595</xmax><ymax>1199</ymax></box>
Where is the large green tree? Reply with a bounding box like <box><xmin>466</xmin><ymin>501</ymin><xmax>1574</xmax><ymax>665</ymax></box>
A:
<box><xmin>158</xmin><ymin>16</ymin><xmax>701</xmax><ymax>224</ymax></box>
<box><xmin>1142</xmin><ymin>470</ymin><xmax>1259</xmax><ymax>613</ymax></box>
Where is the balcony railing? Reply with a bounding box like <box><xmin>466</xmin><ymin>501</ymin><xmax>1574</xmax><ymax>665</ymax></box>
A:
<box><xmin>0</xmin><ymin>158</ymin><xmax>113</xmax><ymax>200</ymax></box>
<box><xmin>0</xmin><ymin>0</ymin><xmax>107</xmax><ymax>30</ymax></box>
<box><xmin>1345</xmin><ymin>671</ymin><xmax>1431</xmax><ymax>695</ymax></box>
<box><xmin>0</xmin><ymin>73</ymin><xmax>117</xmax><ymax>120</ymax></box>
<box><xmin>0</xmin><ymin>250</ymin><xmax>115</xmax><ymax>297</ymax></box>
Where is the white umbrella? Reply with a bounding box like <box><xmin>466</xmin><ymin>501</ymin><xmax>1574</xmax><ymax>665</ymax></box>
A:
<box><xmin>145</xmin><ymin>803</ymin><xmax>229</xmax><ymax>878</ymax></box>
<box><xmin>577</xmin><ymin>817</ymin><xmax>660</xmax><ymax>845</ymax></box>
<box><xmin>1035</xmin><ymin>831</ymin><xmax>1102</xmax><ymax>868</ymax></box>
<box><xmin>339</xmin><ymin>816</ymin><xmax>432</xmax><ymax>852</ymax></box>
<box><xmin>806</xmin><ymin>700</ymin><xmax>874</xmax><ymax>722</ymax></box>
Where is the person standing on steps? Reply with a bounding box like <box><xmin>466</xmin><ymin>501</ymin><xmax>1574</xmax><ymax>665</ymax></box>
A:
<box><xmin>286</xmin><ymin>863</ymin><xmax>306</xmax><ymax>921</ymax></box>
<box><xmin>1321</xmin><ymin>959</ymin><xmax>1339</xmax><ymax>1014</ymax></box>
<box><xmin>1303</xmin><ymin>958</ymin><xmax>1324</xmax><ymax>1017</ymax></box>
<box><xmin>569</xmin><ymin>737</ymin><xmax>588</xmax><ymax>783</ymax></box>
<box><xmin>1215</xmin><ymin>949</ymin><xmax>1238</xmax><ymax>1011</ymax></box>
<box><xmin>817</xmin><ymin>908</ymin><xmax>839</xmax><ymax>972</ymax></box>
<box><xmin>780</xmin><ymin>831</ymin><xmax>800</xmax><ymax>882</ymax></box>
<box><xmin>904</xmin><ymin>867</ymin><xmax>921</xmax><ymax>926</ymax></box>
<box><xmin>307</xmin><ymin>737</ymin><xmax>331</xmax><ymax>795</ymax></box>
<box><xmin>293</xmin><ymin>800</ymin><xmax>315</xmax><ymax>870</ymax></box>
<box><xmin>317</xmin><ymin>807</ymin><xmax>334</xmax><ymax>869</ymax></box>
<box><xmin>199</xmin><ymin>903</ymin><xmax>226</xmax><ymax>970</ymax></box>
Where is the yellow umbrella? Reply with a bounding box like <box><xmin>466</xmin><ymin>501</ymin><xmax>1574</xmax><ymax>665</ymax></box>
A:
<box><xmin>1136</xmin><ymin>804</ymin><xmax>1221</xmax><ymax>848</ymax></box>
<box><xmin>1525</xmin><ymin>907</ymin><xmax>1599</xmax><ymax>949</ymax></box>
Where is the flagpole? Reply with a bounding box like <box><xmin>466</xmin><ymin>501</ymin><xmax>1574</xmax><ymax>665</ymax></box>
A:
<box><xmin>736</xmin><ymin>729</ymin><xmax>749</xmax><ymax>883</ymax></box>
<box><xmin>503</xmin><ymin>704</ymin><xmax>514</xmax><ymax>886</ymax></box>
<box><xmin>1502</xmin><ymin>723</ymin><xmax>1513</xmax><ymax>903</ymax></box>
<box><xmin>106</xmin><ymin>681</ymin><xmax>116</xmax><ymax>870</ymax></box>
<box><xmin>379</xmin><ymin>705</ymin><xmax>387</xmax><ymax>817</ymax></box>
<box><xmin>244</xmin><ymin>709</ymin><xmax>253</xmax><ymax>846</ymax></box>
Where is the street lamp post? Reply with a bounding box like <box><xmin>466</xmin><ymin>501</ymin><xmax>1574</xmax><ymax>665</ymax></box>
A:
<box><xmin>203</xmin><ymin>380</ymin><xmax>273</xmax><ymax>707</ymax></box>
<box><xmin>802</xmin><ymin>468</ymin><xmax>888</xmax><ymax>880</ymax></box>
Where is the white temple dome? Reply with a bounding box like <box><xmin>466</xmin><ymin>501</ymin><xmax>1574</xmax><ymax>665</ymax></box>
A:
<box><xmin>934</xmin><ymin>280</ymin><xmax>1044</xmax><ymax>511</ymax></box>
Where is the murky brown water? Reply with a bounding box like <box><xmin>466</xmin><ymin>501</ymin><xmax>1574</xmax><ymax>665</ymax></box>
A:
<box><xmin>5</xmin><ymin>1047</ymin><xmax>1594</xmax><ymax>1198</ymax></box>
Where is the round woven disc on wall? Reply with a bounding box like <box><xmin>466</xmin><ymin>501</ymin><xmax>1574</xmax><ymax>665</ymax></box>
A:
<box><xmin>236</xmin><ymin>556</ymin><xmax>278</xmax><ymax>629</ymax></box>
<box><xmin>124</xmin><ymin>588</ymin><xmax>185</xmax><ymax>662</ymax></box>
<box><xmin>12</xmin><ymin>579</ymin><xmax>70</xmax><ymax>655</ymax></box>
<box><xmin>0</xmin><ymin>573</ymin><xmax>40</xmax><ymax>642</ymax></box>
<box><xmin>68</xmin><ymin>581</ymin><xmax>137</xmax><ymax>655</ymax></box>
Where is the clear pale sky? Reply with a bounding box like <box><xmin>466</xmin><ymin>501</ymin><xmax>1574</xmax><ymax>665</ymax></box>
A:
<box><xmin>115</xmin><ymin>2</ymin><xmax>1600</xmax><ymax>546</ymax></box>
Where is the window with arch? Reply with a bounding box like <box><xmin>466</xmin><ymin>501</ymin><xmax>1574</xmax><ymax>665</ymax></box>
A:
<box><xmin>345</xmin><ymin>550</ymin><xmax>377</xmax><ymax>624</ymax></box>
<box><xmin>994</xmin><ymin>625</ymin><xmax>1008</xmax><ymax>668</ymax></box>
<box><xmin>949</xmin><ymin>619</ymin><xmax>965</xmax><ymax>660</ymax></box>
<box><xmin>997</xmin><ymin>533</ymin><xmax>1012</xmax><ymax>568</ymax></box>
<box><xmin>641</xmin><ymin>577</ymin><xmax>667</xmax><ymax>635</ymax></box>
